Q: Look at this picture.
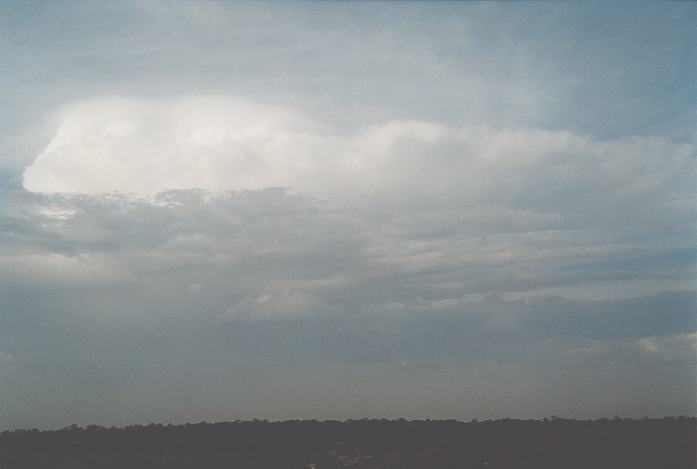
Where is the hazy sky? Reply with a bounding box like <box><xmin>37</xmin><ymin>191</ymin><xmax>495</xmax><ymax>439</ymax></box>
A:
<box><xmin>1</xmin><ymin>1</ymin><xmax>696</xmax><ymax>430</ymax></box>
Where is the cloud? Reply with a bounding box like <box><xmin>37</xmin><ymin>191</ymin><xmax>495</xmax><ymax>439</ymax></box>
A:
<box><xmin>22</xmin><ymin>96</ymin><xmax>329</xmax><ymax>195</ymax></box>
<box><xmin>5</xmin><ymin>95</ymin><xmax>697</xmax><ymax>427</ymax></box>
<box><xmin>520</xmin><ymin>291</ymin><xmax>697</xmax><ymax>341</ymax></box>
<box><xmin>22</xmin><ymin>98</ymin><xmax>695</xmax><ymax>225</ymax></box>
<box><xmin>223</xmin><ymin>290</ymin><xmax>327</xmax><ymax>322</ymax></box>
<box><xmin>1</xmin><ymin>182</ymin><xmax>694</xmax><ymax>428</ymax></box>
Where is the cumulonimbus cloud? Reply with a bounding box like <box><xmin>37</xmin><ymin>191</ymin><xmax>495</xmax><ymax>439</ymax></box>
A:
<box><xmin>6</xmin><ymin>96</ymin><xmax>697</xmax><ymax>423</ymax></box>
<box><xmin>23</xmin><ymin>96</ymin><xmax>695</xmax><ymax>220</ymax></box>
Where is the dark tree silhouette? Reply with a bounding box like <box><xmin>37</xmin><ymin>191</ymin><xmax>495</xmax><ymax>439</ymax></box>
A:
<box><xmin>1</xmin><ymin>417</ymin><xmax>695</xmax><ymax>468</ymax></box>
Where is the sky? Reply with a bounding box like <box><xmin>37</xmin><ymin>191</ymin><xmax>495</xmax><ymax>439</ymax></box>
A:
<box><xmin>0</xmin><ymin>1</ymin><xmax>696</xmax><ymax>430</ymax></box>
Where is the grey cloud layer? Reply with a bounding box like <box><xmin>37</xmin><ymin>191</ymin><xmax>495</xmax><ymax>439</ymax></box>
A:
<box><xmin>1</xmin><ymin>178</ymin><xmax>695</xmax><ymax>428</ymax></box>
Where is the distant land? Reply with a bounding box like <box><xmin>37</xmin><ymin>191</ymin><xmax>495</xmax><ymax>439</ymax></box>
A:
<box><xmin>1</xmin><ymin>417</ymin><xmax>695</xmax><ymax>468</ymax></box>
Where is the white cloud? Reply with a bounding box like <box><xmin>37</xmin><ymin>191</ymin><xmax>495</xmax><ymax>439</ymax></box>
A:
<box><xmin>22</xmin><ymin>97</ymin><xmax>695</xmax><ymax>229</ymax></box>
<box><xmin>23</xmin><ymin>96</ymin><xmax>330</xmax><ymax>195</ymax></box>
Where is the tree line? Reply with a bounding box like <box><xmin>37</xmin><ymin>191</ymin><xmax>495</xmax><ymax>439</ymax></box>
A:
<box><xmin>1</xmin><ymin>417</ymin><xmax>695</xmax><ymax>468</ymax></box>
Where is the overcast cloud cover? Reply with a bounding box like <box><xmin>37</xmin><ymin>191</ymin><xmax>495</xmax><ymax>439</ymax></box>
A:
<box><xmin>1</xmin><ymin>1</ymin><xmax>696</xmax><ymax>430</ymax></box>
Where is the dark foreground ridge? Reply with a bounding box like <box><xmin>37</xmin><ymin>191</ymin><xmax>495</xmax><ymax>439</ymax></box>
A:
<box><xmin>1</xmin><ymin>417</ymin><xmax>695</xmax><ymax>469</ymax></box>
